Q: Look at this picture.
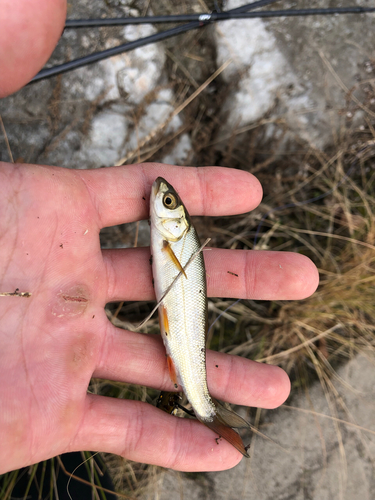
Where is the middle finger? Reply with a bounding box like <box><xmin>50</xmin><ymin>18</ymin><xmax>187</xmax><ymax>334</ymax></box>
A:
<box><xmin>103</xmin><ymin>247</ymin><xmax>318</xmax><ymax>302</ymax></box>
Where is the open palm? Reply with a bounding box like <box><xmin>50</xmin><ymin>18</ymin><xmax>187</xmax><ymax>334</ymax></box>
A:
<box><xmin>0</xmin><ymin>161</ymin><xmax>318</xmax><ymax>473</ymax></box>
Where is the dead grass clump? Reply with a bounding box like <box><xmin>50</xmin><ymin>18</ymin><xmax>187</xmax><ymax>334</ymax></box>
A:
<box><xmin>206</xmin><ymin>136</ymin><xmax>375</xmax><ymax>391</ymax></box>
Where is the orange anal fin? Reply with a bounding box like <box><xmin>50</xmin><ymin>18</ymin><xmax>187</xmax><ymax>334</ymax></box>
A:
<box><xmin>162</xmin><ymin>240</ymin><xmax>187</xmax><ymax>278</ymax></box>
<box><xmin>202</xmin><ymin>416</ymin><xmax>249</xmax><ymax>458</ymax></box>
<box><xmin>167</xmin><ymin>355</ymin><xmax>178</xmax><ymax>389</ymax></box>
<box><xmin>159</xmin><ymin>305</ymin><xmax>178</xmax><ymax>389</ymax></box>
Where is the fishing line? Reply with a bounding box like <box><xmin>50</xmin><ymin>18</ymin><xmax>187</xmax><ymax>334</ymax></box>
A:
<box><xmin>58</xmin><ymin>452</ymin><xmax>136</xmax><ymax>499</ymax></box>
<box><xmin>207</xmin><ymin>299</ymin><xmax>241</xmax><ymax>337</ymax></box>
<box><xmin>66</xmin><ymin>452</ymin><xmax>99</xmax><ymax>500</ymax></box>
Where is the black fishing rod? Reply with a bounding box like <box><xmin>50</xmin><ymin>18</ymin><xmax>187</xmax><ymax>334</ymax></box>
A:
<box><xmin>65</xmin><ymin>6</ymin><xmax>375</xmax><ymax>28</ymax></box>
<box><xmin>27</xmin><ymin>1</ymin><xmax>287</xmax><ymax>83</ymax></box>
<box><xmin>30</xmin><ymin>1</ymin><xmax>375</xmax><ymax>84</ymax></box>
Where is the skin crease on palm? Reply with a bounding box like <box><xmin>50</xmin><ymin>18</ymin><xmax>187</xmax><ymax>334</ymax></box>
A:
<box><xmin>0</xmin><ymin>0</ymin><xmax>319</xmax><ymax>474</ymax></box>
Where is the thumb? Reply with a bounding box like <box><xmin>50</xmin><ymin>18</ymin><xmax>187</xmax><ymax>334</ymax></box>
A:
<box><xmin>0</xmin><ymin>0</ymin><xmax>67</xmax><ymax>98</ymax></box>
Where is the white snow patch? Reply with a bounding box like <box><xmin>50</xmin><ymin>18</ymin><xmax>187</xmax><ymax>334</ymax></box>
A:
<box><xmin>80</xmin><ymin>24</ymin><xmax>165</xmax><ymax>104</ymax></box>
<box><xmin>162</xmin><ymin>134</ymin><xmax>192</xmax><ymax>165</ymax></box>
<box><xmin>71</xmin><ymin>89</ymin><xmax>183</xmax><ymax>169</ymax></box>
<box><xmin>125</xmin><ymin>88</ymin><xmax>183</xmax><ymax>155</ymax></box>
<box><xmin>214</xmin><ymin>0</ymin><xmax>332</xmax><ymax>148</ymax></box>
<box><xmin>73</xmin><ymin>106</ymin><xmax>129</xmax><ymax>168</ymax></box>
<box><xmin>215</xmin><ymin>0</ymin><xmax>296</xmax><ymax>126</ymax></box>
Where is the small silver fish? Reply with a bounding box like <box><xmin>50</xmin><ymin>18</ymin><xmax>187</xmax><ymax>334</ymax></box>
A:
<box><xmin>150</xmin><ymin>177</ymin><xmax>249</xmax><ymax>457</ymax></box>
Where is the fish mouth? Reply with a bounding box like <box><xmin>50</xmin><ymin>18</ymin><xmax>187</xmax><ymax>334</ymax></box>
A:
<box><xmin>152</xmin><ymin>177</ymin><xmax>164</xmax><ymax>197</ymax></box>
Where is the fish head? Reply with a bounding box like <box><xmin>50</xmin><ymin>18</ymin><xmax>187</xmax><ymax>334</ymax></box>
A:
<box><xmin>151</xmin><ymin>177</ymin><xmax>190</xmax><ymax>242</ymax></box>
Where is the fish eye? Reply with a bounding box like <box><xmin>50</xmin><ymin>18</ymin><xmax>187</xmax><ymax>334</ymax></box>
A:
<box><xmin>163</xmin><ymin>192</ymin><xmax>178</xmax><ymax>210</ymax></box>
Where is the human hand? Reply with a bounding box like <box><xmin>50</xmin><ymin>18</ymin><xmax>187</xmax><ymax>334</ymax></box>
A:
<box><xmin>0</xmin><ymin>161</ymin><xmax>318</xmax><ymax>473</ymax></box>
<box><xmin>0</xmin><ymin>0</ymin><xmax>66</xmax><ymax>97</ymax></box>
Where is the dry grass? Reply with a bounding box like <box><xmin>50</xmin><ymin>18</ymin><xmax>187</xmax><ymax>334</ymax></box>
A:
<box><xmin>205</xmin><ymin>139</ymin><xmax>375</xmax><ymax>376</ymax></box>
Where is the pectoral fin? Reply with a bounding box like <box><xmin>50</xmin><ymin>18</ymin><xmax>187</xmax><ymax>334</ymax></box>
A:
<box><xmin>162</xmin><ymin>240</ymin><xmax>187</xmax><ymax>278</ymax></box>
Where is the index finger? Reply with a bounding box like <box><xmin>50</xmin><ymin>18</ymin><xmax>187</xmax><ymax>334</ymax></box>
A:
<box><xmin>78</xmin><ymin>163</ymin><xmax>263</xmax><ymax>228</ymax></box>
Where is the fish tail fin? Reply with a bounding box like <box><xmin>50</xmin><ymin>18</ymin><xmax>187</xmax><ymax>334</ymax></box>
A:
<box><xmin>200</xmin><ymin>400</ymin><xmax>250</xmax><ymax>458</ymax></box>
